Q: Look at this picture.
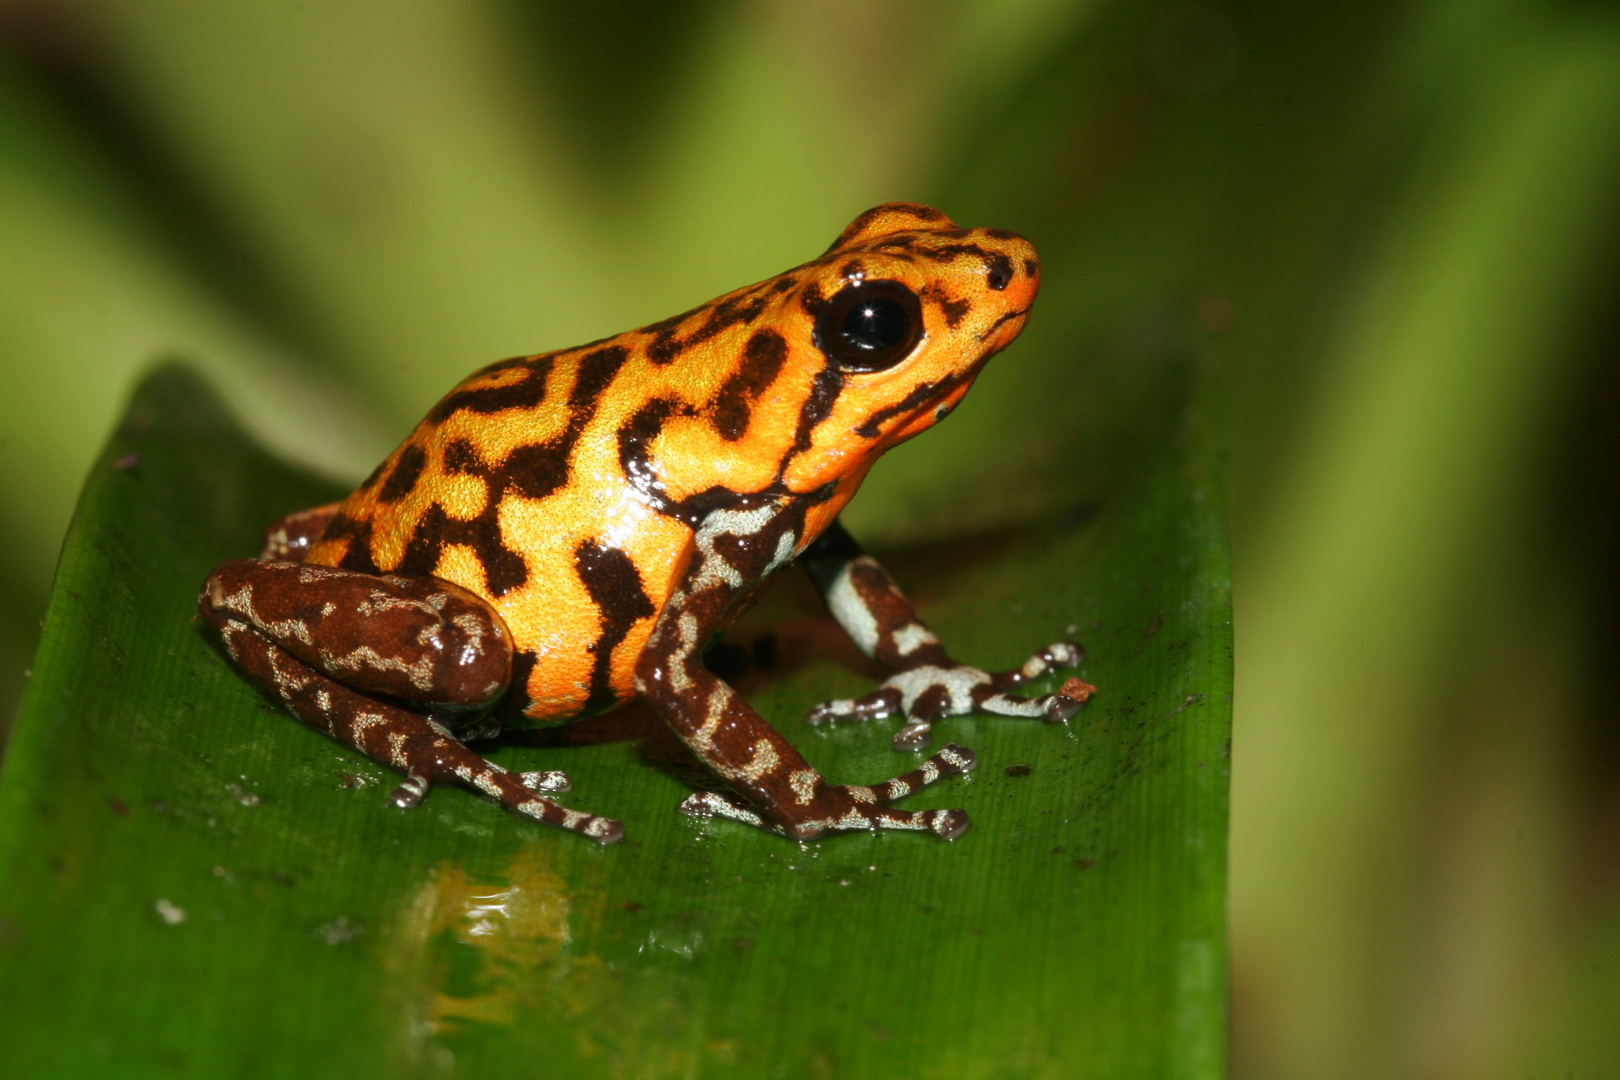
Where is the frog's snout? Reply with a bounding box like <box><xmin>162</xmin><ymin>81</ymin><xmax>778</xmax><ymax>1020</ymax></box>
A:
<box><xmin>975</xmin><ymin>228</ymin><xmax>1040</xmax><ymax>300</ymax></box>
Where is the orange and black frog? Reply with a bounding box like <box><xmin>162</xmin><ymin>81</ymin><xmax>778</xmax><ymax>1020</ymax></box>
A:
<box><xmin>199</xmin><ymin>203</ymin><xmax>1095</xmax><ymax>845</ymax></box>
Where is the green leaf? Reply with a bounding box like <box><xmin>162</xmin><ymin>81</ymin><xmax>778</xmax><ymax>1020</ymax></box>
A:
<box><xmin>0</xmin><ymin>361</ymin><xmax>1229</xmax><ymax>1079</ymax></box>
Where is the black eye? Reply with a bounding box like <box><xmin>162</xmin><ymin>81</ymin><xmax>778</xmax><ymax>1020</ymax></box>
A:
<box><xmin>812</xmin><ymin>280</ymin><xmax>923</xmax><ymax>372</ymax></box>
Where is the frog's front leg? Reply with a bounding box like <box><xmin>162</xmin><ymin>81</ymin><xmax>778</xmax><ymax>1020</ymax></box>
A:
<box><xmin>635</xmin><ymin>504</ymin><xmax>977</xmax><ymax>840</ymax></box>
<box><xmin>199</xmin><ymin>559</ymin><xmax>621</xmax><ymax>843</ymax></box>
<box><xmin>801</xmin><ymin>520</ymin><xmax>1095</xmax><ymax>751</ymax></box>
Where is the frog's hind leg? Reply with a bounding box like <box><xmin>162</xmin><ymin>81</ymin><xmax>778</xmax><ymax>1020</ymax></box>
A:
<box><xmin>202</xmin><ymin>608</ymin><xmax>620</xmax><ymax>842</ymax></box>
<box><xmin>199</xmin><ymin>558</ymin><xmax>620</xmax><ymax>842</ymax></box>
<box><xmin>204</xmin><ymin>558</ymin><xmax>513</xmax><ymax>713</ymax></box>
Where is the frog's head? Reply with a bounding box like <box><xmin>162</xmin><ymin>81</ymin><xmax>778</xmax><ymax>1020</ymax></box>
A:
<box><xmin>776</xmin><ymin>202</ymin><xmax>1040</xmax><ymax>492</ymax></box>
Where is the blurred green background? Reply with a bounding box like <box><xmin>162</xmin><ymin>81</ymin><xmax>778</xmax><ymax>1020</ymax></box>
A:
<box><xmin>1</xmin><ymin>1</ymin><xmax>1616</xmax><ymax>1077</ymax></box>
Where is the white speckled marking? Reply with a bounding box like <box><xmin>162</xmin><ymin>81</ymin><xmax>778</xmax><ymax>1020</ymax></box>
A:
<box><xmin>789</xmin><ymin>769</ymin><xmax>818</xmax><ymax>805</ymax></box>
<box><xmin>892</xmin><ymin>623</ymin><xmax>938</xmax><ymax>656</ymax></box>
<box><xmin>825</xmin><ymin>563</ymin><xmax>880</xmax><ymax>656</ymax></box>
<box><xmin>737</xmin><ymin>740</ymin><xmax>781</xmax><ymax>783</ymax></box>
<box><xmin>886</xmin><ymin>664</ymin><xmax>991</xmax><ymax>713</ymax></box>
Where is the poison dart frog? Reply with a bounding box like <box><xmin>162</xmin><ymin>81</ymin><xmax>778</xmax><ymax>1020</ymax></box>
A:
<box><xmin>200</xmin><ymin>203</ymin><xmax>1095</xmax><ymax>845</ymax></box>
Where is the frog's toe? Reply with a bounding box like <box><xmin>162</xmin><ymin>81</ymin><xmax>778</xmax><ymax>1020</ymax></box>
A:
<box><xmin>1047</xmin><ymin>677</ymin><xmax>1096</xmax><ymax>721</ymax></box>
<box><xmin>926</xmin><ymin>808</ymin><xmax>972</xmax><ymax>840</ymax></box>
<box><xmin>454</xmin><ymin>716</ymin><xmax>503</xmax><ymax>742</ymax></box>
<box><xmin>836</xmin><ymin>805</ymin><xmax>971</xmax><ymax>840</ymax></box>
<box><xmin>679</xmin><ymin>790</ymin><xmax>767</xmax><ymax>828</ymax></box>
<box><xmin>975</xmin><ymin>675</ymin><xmax>1097</xmax><ymax>724</ymax></box>
<box><xmin>588</xmin><ymin>818</ymin><xmax>625</xmax><ymax>845</ymax></box>
<box><xmin>891</xmin><ymin>719</ymin><xmax>933</xmax><ymax>751</ymax></box>
<box><xmin>518</xmin><ymin>769</ymin><xmax>571</xmax><ymax>793</ymax></box>
<box><xmin>389</xmin><ymin>772</ymin><xmax>431</xmax><ymax>809</ymax></box>
<box><xmin>805</xmin><ymin>686</ymin><xmax>903</xmax><ymax>726</ymax></box>
<box><xmin>988</xmin><ymin>641</ymin><xmax>1085</xmax><ymax>691</ymax></box>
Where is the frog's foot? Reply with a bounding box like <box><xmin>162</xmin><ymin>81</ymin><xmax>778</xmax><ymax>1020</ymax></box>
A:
<box><xmin>807</xmin><ymin>642</ymin><xmax>1093</xmax><ymax>751</ymax></box>
<box><xmin>204</xmin><ymin>610</ymin><xmax>620</xmax><ymax>843</ymax></box>
<box><xmin>518</xmin><ymin>770</ymin><xmax>571</xmax><ymax>794</ymax></box>
<box><xmin>678</xmin><ymin>744</ymin><xmax>977</xmax><ymax>840</ymax></box>
<box><xmin>452</xmin><ymin>715</ymin><xmax>504</xmax><ymax>743</ymax></box>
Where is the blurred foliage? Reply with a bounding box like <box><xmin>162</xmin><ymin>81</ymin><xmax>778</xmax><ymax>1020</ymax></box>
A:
<box><xmin>0</xmin><ymin>0</ymin><xmax>1617</xmax><ymax>1077</ymax></box>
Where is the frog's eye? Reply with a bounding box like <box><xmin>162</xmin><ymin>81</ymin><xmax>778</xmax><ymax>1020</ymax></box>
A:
<box><xmin>813</xmin><ymin>280</ymin><xmax>923</xmax><ymax>372</ymax></box>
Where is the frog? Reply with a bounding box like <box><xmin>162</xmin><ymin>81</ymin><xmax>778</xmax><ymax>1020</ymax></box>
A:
<box><xmin>199</xmin><ymin>203</ymin><xmax>1095</xmax><ymax>845</ymax></box>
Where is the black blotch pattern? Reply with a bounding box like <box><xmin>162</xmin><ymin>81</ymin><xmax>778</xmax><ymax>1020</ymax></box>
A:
<box><xmin>617</xmin><ymin>402</ymin><xmax>758</xmax><ymax>526</ymax></box>
<box><xmin>502</xmin><ymin>442</ymin><xmax>572</xmax><ymax>501</ymax></box>
<box><xmin>712</xmin><ymin>532</ymin><xmax>751</xmax><ymax>570</ymax></box>
<box><xmin>933</xmin><ymin>291</ymin><xmax>972</xmax><ymax>329</ymax></box>
<box><xmin>508</xmin><ymin>649</ymin><xmax>540</xmax><ymax>710</ymax></box>
<box><xmin>788</xmin><ymin>364</ymin><xmax>842</xmax><ymax>458</ymax></box>
<box><xmin>390</xmin><ymin>346</ymin><xmax>629</xmax><ymax>596</ymax></box>
<box><xmin>824</xmin><ymin>203</ymin><xmax>949</xmax><ymax>253</ymax></box>
<box><xmin>798</xmin><ymin>518</ymin><xmax>863</xmax><ymax>593</ymax></box>
<box><xmin>427</xmin><ymin>355</ymin><xmax>556</xmax><ymax>423</ymax></box>
<box><xmin>571</xmin><ymin>345</ymin><xmax>628</xmax><ymax>405</ymax></box>
<box><xmin>574</xmin><ymin>539</ymin><xmax>656</xmax><ymax>713</ymax></box>
<box><xmin>854</xmin><ymin>376</ymin><xmax>959</xmax><ymax>439</ymax></box>
<box><xmin>985</xmin><ymin>228</ymin><xmax>1019</xmax><ymax>240</ymax></box>
<box><xmin>335</xmin><ymin>519</ymin><xmax>382</xmax><ymax>575</ymax></box>
<box><xmin>1023</xmin><ymin>258</ymin><xmax>1039</xmax><ymax>278</ymax></box>
<box><xmin>711</xmin><ymin>330</ymin><xmax>788</xmax><ymax>441</ymax></box>
<box><xmin>358</xmin><ymin>460</ymin><xmax>388</xmax><ymax>491</ymax></box>
<box><xmin>377</xmin><ymin>444</ymin><xmax>427</xmax><ymax>503</ymax></box>
<box><xmin>444</xmin><ymin>439</ymin><xmax>482</xmax><ymax>474</ymax></box>
<box><xmin>618</xmin><ymin>397</ymin><xmax>679</xmax><ymax>511</ymax></box>
<box><xmin>322</xmin><ymin>511</ymin><xmax>363</xmax><ymax>540</ymax></box>
<box><xmin>647</xmin><ymin>291</ymin><xmax>772</xmax><ymax>365</ymax></box>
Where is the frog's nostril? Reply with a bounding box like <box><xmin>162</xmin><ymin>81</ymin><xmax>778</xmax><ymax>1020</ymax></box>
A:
<box><xmin>986</xmin><ymin>257</ymin><xmax>1012</xmax><ymax>291</ymax></box>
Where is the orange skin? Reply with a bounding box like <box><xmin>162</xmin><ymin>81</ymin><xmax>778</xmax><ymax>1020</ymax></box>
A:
<box><xmin>304</xmin><ymin>204</ymin><xmax>1040</xmax><ymax>722</ymax></box>
<box><xmin>201</xmin><ymin>203</ymin><xmax>1091</xmax><ymax>843</ymax></box>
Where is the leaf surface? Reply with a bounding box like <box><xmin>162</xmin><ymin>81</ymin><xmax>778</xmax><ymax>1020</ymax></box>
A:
<box><xmin>0</xmin><ymin>363</ymin><xmax>1230</xmax><ymax>1079</ymax></box>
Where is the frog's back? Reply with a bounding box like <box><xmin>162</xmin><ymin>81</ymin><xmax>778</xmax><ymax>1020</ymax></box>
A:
<box><xmin>304</xmin><ymin>203</ymin><xmax>1040</xmax><ymax>722</ymax></box>
<box><xmin>302</xmin><ymin>284</ymin><xmax>854</xmax><ymax>720</ymax></box>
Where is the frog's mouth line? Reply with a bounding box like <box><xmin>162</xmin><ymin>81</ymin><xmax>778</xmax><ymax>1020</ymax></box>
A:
<box><xmin>976</xmin><ymin>305</ymin><xmax>1033</xmax><ymax>344</ymax></box>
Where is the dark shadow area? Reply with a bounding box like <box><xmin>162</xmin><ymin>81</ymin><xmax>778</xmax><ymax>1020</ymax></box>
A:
<box><xmin>1558</xmin><ymin>247</ymin><xmax>1620</xmax><ymax>910</ymax></box>
<box><xmin>493</xmin><ymin>0</ymin><xmax>722</xmax><ymax>189</ymax></box>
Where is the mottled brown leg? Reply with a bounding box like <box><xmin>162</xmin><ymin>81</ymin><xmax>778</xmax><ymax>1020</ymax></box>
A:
<box><xmin>200</xmin><ymin>606</ymin><xmax>618</xmax><ymax>842</ymax></box>
<box><xmin>635</xmin><ymin>502</ymin><xmax>976</xmax><ymax>841</ymax></box>
<box><xmin>204</xmin><ymin>558</ymin><xmax>512</xmax><ymax>711</ymax></box>
<box><xmin>199</xmin><ymin>557</ymin><xmax>611</xmax><ymax>839</ymax></box>
<box><xmin>259</xmin><ymin>502</ymin><xmax>343</xmax><ymax>561</ymax></box>
<box><xmin>800</xmin><ymin>520</ymin><xmax>1095</xmax><ymax>750</ymax></box>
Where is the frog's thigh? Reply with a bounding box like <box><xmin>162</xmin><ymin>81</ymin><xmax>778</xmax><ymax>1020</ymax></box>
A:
<box><xmin>201</xmin><ymin>558</ymin><xmax>512</xmax><ymax>709</ymax></box>
<box><xmin>199</xmin><ymin>600</ymin><xmax>620</xmax><ymax>842</ymax></box>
